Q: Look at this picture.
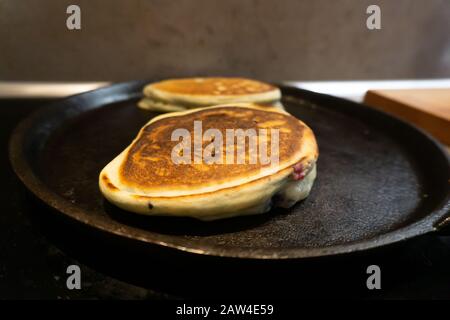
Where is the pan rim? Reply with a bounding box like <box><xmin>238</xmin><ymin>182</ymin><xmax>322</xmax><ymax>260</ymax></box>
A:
<box><xmin>8</xmin><ymin>81</ymin><xmax>450</xmax><ymax>260</ymax></box>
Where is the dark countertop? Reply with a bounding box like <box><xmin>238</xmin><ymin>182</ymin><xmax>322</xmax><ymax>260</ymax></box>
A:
<box><xmin>1</xmin><ymin>99</ymin><xmax>450</xmax><ymax>300</ymax></box>
<box><xmin>0</xmin><ymin>99</ymin><xmax>161</xmax><ymax>299</ymax></box>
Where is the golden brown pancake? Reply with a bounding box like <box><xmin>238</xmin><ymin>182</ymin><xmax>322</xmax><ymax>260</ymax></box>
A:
<box><xmin>100</xmin><ymin>103</ymin><xmax>318</xmax><ymax>220</ymax></box>
<box><xmin>121</xmin><ymin>106</ymin><xmax>303</xmax><ymax>192</ymax></box>
<box><xmin>149</xmin><ymin>78</ymin><xmax>276</xmax><ymax>96</ymax></box>
<box><xmin>138</xmin><ymin>77</ymin><xmax>283</xmax><ymax>112</ymax></box>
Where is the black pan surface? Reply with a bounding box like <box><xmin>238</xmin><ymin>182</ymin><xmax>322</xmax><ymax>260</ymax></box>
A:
<box><xmin>9</xmin><ymin>81</ymin><xmax>450</xmax><ymax>259</ymax></box>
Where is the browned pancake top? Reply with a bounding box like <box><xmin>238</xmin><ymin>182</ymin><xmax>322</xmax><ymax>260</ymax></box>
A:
<box><xmin>150</xmin><ymin>78</ymin><xmax>277</xmax><ymax>96</ymax></box>
<box><xmin>120</xmin><ymin>107</ymin><xmax>305</xmax><ymax>190</ymax></box>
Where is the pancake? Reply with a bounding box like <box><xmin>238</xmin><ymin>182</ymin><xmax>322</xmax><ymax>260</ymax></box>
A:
<box><xmin>138</xmin><ymin>77</ymin><xmax>284</xmax><ymax>112</ymax></box>
<box><xmin>100</xmin><ymin>103</ymin><xmax>318</xmax><ymax>220</ymax></box>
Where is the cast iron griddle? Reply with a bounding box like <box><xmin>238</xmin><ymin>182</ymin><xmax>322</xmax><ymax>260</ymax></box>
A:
<box><xmin>9</xmin><ymin>81</ymin><xmax>450</xmax><ymax>259</ymax></box>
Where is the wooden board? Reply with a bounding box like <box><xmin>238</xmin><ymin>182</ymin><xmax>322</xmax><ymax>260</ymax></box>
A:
<box><xmin>364</xmin><ymin>88</ymin><xmax>450</xmax><ymax>146</ymax></box>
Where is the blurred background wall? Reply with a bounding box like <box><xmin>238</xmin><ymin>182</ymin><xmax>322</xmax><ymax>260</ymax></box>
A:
<box><xmin>1</xmin><ymin>0</ymin><xmax>449</xmax><ymax>82</ymax></box>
